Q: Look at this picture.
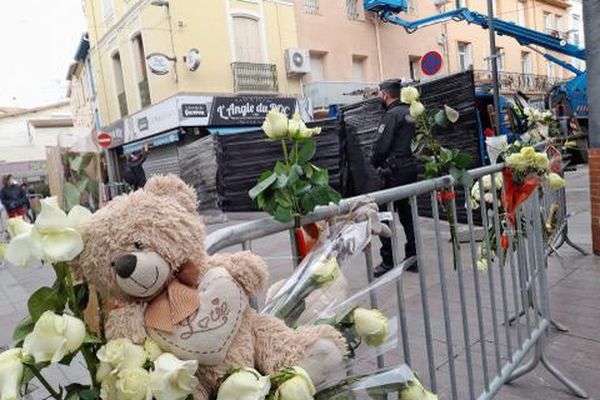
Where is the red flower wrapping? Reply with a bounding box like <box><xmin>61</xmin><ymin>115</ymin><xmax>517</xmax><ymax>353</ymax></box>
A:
<box><xmin>294</xmin><ymin>223</ymin><xmax>320</xmax><ymax>260</ymax></box>
<box><xmin>502</xmin><ymin>169</ymin><xmax>541</xmax><ymax>227</ymax></box>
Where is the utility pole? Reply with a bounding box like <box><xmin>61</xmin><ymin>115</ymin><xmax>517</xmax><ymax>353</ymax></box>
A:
<box><xmin>486</xmin><ymin>0</ymin><xmax>502</xmax><ymax>135</ymax></box>
<box><xmin>583</xmin><ymin>0</ymin><xmax>600</xmax><ymax>254</ymax></box>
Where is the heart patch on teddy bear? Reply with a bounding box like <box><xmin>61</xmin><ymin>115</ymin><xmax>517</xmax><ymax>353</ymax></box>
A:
<box><xmin>148</xmin><ymin>267</ymin><xmax>248</xmax><ymax>366</ymax></box>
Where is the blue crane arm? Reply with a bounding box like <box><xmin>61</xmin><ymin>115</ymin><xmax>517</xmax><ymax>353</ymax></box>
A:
<box><xmin>364</xmin><ymin>1</ymin><xmax>586</xmax><ymax>62</ymax></box>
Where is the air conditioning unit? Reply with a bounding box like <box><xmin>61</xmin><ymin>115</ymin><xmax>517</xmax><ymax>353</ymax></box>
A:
<box><xmin>285</xmin><ymin>48</ymin><xmax>311</xmax><ymax>76</ymax></box>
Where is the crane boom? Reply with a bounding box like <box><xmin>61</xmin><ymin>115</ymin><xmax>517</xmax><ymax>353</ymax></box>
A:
<box><xmin>364</xmin><ymin>0</ymin><xmax>585</xmax><ymax>74</ymax></box>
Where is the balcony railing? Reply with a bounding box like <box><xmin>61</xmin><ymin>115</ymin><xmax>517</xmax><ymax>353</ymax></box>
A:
<box><xmin>304</xmin><ymin>0</ymin><xmax>319</xmax><ymax>14</ymax></box>
<box><xmin>138</xmin><ymin>78</ymin><xmax>151</xmax><ymax>108</ymax></box>
<box><xmin>117</xmin><ymin>91</ymin><xmax>128</xmax><ymax>117</ymax></box>
<box><xmin>474</xmin><ymin>70</ymin><xmax>563</xmax><ymax>94</ymax></box>
<box><xmin>231</xmin><ymin>62</ymin><xmax>279</xmax><ymax>93</ymax></box>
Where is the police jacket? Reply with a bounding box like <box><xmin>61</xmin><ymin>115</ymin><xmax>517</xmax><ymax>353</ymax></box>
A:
<box><xmin>371</xmin><ymin>100</ymin><xmax>417</xmax><ymax>171</ymax></box>
<box><xmin>0</xmin><ymin>184</ymin><xmax>26</xmax><ymax>212</ymax></box>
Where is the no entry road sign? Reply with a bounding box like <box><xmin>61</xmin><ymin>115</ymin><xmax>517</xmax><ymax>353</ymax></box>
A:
<box><xmin>97</xmin><ymin>132</ymin><xmax>112</xmax><ymax>149</ymax></box>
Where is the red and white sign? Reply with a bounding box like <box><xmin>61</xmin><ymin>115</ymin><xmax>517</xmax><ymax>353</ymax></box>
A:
<box><xmin>97</xmin><ymin>132</ymin><xmax>112</xmax><ymax>149</ymax></box>
<box><xmin>421</xmin><ymin>51</ymin><xmax>443</xmax><ymax>76</ymax></box>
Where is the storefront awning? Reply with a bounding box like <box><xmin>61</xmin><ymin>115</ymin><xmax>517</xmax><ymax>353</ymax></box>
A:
<box><xmin>123</xmin><ymin>130</ymin><xmax>180</xmax><ymax>154</ymax></box>
<box><xmin>207</xmin><ymin>127</ymin><xmax>261</xmax><ymax>136</ymax></box>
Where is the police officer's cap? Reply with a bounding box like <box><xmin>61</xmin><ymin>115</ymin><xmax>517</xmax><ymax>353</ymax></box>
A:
<box><xmin>379</xmin><ymin>79</ymin><xmax>402</xmax><ymax>92</ymax></box>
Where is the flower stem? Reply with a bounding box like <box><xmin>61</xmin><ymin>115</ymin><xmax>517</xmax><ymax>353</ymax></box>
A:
<box><xmin>25</xmin><ymin>364</ymin><xmax>61</xmax><ymax>400</ymax></box>
<box><xmin>281</xmin><ymin>139</ymin><xmax>289</xmax><ymax>167</ymax></box>
<box><xmin>61</xmin><ymin>264</ymin><xmax>99</xmax><ymax>388</ymax></box>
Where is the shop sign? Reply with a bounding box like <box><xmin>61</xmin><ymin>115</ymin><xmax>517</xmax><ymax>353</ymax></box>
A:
<box><xmin>209</xmin><ymin>96</ymin><xmax>297</xmax><ymax>126</ymax></box>
<box><xmin>146</xmin><ymin>53</ymin><xmax>173</xmax><ymax>75</ymax></box>
<box><xmin>177</xmin><ymin>95</ymin><xmax>212</xmax><ymax>127</ymax></box>
<box><xmin>129</xmin><ymin>97</ymin><xmax>179</xmax><ymax>142</ymax></box>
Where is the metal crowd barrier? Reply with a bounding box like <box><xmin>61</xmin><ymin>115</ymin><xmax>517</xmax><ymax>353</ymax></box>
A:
<box><xmin>100</xmin><ymin>182</ymin><xmax>131</xmax><ymax>204</ymax></box>
<box><xmin>205</xmin><ymin>163</ymin><xmax>588</xmax><ymax>400</ymax></box>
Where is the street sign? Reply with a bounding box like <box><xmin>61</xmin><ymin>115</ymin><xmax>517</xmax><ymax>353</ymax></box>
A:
<box><xmin>421</xmin><ymin>51</ymin><xmax>443</xmax><ymax>76</ymax></box>
<box><xmin>97</xmin><ymin>132</ymin><xmax>112</xmax><ymax>149</ymax></box>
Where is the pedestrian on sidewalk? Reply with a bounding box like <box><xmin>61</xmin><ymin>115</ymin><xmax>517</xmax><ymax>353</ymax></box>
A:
<box><xmin>0</xmin><ymin>175</ymin><xmax>28</xmax><ymax>219</ymax></box>
<box><xmin>371</xmin><ymin>79</ymin><xmax>419</xmax><ymax>277</ymax></box>
<box><xmin>123</xmin><ymin>145</ymin><xmax>149</xmax><ymax>190</ymax></box>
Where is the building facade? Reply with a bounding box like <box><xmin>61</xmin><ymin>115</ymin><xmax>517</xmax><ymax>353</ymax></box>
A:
<box><xmin>0</xmin><ymin>102</ymin><xmax>76</xmax><ymax>182</ymax></box>
<box><xmin>294</xmin><ymin>0</ymin><xmax>445</xmax><ymax>110</ymax></box>
<box><xmin>443</xmin><ymin>0</ymin><xmax>572</xmax><ymax>97</ymax></box>
<box><xmin>82</xmin><ymin>0</ymin><xmax>305</xmax><ymax>182</ymax></box>
<box><xmin>567</xmin><ymin>0</ymin><xmax>585</xmax><ymax>71</ymax></box>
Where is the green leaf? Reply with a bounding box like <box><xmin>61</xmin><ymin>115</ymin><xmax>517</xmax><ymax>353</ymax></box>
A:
<box><xmin>84</xmin><ymin>333</ymin><xmax>103</xmax><ymax>344</ymax></box>
<box><xmin>80</xmin><ymin>153</ymin><xmax>94</xmax><ymax>171</ymax></box>
<box><xmin>274</xmin><ymin>161</ymin><xmax>288</xmax><ymax>176</ymax></box>
<box><xmin>76</xmin><ymin>178</ymin><xmax>90</xmax><ymax>193</ymax></box>
<box><xmin>303</xmin><ymin>164</ymin><xmax>314</xmax><ymax>179</ymax></box>
<box><xmin>434</xmin><ymin>109</ymin><xmax>450</xmax><ymax>128</ymax></box>
<box><xmin>249</xmin><ymin>173</ymin><xmax>277</xmax><ymax>200</ymax></box>
<box><xmin>276</xmin><ymin>174</ymin><xmax>288</xmax><ymax>189</ymax></box>
<box><xmin>28</xmin><ymin>287</ymin><xmax>66</xmax><ymax>321</ymax></box>
<box><xmin>274</xmin><ymin>206</ymin><xmax>293</xmax><ymax>223</ymax></box>
<box><xmin>300</xmin><ymin>192</ymin><xmax>317</xmax><ymax>214</ymax></box>
<box><xmin>73</xmin><ymin>282</ymin><xmax>90</xmax><ymax>312</ymax></box>
<box><xmin>12</xmin><ymin>316</ymin><xmax>34</xmax><ymax>343</ymax></box>
<box><xmin>424</xmin><ymin>162</ymin><xmax>439</xmax><ymax>179</ymax></box>
<box><xmin>274</xmin><ymin>192</ymin><xmax>292</xmax><ymax>208</ymax></box>
<box><xmin>297</xmin><ymin>139</ymin><xmax>316</xmax><ymax>164</ymax></box>
<box><xmin>312</xmin><ymin>168</ymin><xmax>329</xmax><ymax>186</ymax></box>
<box><xmin>64</xmin><ymin>182</ymin><xmax>81</xmax><ymax>211</ymax></box>
<box><xmin>69</xmin><ymin>156</ymin><xmax>82</xmax><ymax>172</ymax></box>
<box><xmin>79</xmin><ymin>387</ymin><xmax>101</xmax><ymax>400</ymax></box>
<box><xmin>449</xmin><ymin>167</ymin><xmax>474</xmax><ymax>188</ymax></box>
<box><xmin>453</xmin><ymin>153</ymin><xmax>473</xmax><ymax>169</ymax></box>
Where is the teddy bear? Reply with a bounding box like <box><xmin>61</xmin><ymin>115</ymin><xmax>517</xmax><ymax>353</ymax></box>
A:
<box><xmin>76</xmin><ymin>175</ymin><xmax>348</xmax><ymax>399</ymax></box>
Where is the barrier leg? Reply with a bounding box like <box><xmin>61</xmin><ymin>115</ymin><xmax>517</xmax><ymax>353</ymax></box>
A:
<box><xmin>540</xmin><ymin>352</ymin><xmax>589</xmax><ymax>398</ymax></box>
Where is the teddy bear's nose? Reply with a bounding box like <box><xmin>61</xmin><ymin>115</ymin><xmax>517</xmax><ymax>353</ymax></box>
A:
<box><xmin>113</xmin><ymin>254</ymin><xmax>137</xmax><ymax>278</ymax></box>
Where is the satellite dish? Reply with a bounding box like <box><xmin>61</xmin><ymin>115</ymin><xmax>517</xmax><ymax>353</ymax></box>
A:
<box><xmin>185</xmin><ymin>49</ymin><xmax>201</xmax><ymax>71</ymax></box>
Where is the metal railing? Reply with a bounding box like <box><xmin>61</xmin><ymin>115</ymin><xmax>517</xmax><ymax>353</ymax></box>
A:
<box><xmin>304</xmin><ymin>0</ymin><xmax>319</xmax><ymax>14</ymax></box>
<box><xmin>474</xmin><ymin>70</ymin><xmax>563</xmax><ymax>94</ymax></box>
<box><xmin>205</xmin><ymin>163</ymin><xmax>588</xmax><ymax>400</ymax></box>
<box><xmin>100</xmin><ymin>182</ymin><xmax>131</xmax><ymax>204</ymax></box>
<box><xmin>138</xmin><ymin>78</ymin><xmax>151</xmax><ymax>108</ymax></box>
<box><xmin>231</xmin><ymin>62</ymin><xmax>279</xmax><ymax>93</ymax></box>
<box><xmin>117</xmin><ymin>91</ymin><xmax>128</xmax><ymax>117</ymax></box>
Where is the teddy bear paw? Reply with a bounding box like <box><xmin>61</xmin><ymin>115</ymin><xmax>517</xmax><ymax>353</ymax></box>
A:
<box><xmin>297</xmin><ymin>338</ymin><xmax>345</xmax><ymax>386</ymax></box>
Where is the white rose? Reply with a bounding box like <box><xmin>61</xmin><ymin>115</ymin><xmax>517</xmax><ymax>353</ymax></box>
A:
<box><xmin>273</xmin><ymin>367</ymin><xmax>315</xmax><ymax>400</ymax></box>
<box><xmin>262</xmin><ymin>109</ymin><xmax>289</xmax><ymax>140</ymax></box>
<box><xmin>66</xmin><ymin>205</ymin><xmax>93</xmax><ymax>235</ymax></box>
<box><xmin>476</xmin><ymin>258</ymin><xmax>488</xmax><ymax>272</ymax></box>
<box><xmin>311</xmin><ymin>256</ymin><xmax>341</xmax><ymax>286</ymax></box>
<box><xmin>399</xmin><ymin>377</ymin><xmax>438</xmax><ymax>400</ymax></box>
<box><xmin>547</xmin><ymin>172</ymin><xmax>566</xmax><ymax>190</ymax></box>
<box><xmin>97</xmin><ymin>339</ymin><xmax>147</xmax><ymax>381</ymax></box>
<box><xmin>7</xmin><ymin>218</ymin><xmax>32</xmax><ymax>239</ymax></box>
<box><xmin>5</xmin><ymin>198</ymin><xmax>85</xmax><ymax>267</ymax></box>
<box><xmin>149</xmin><ymin>353</ymin><xmax>199</xmax><ymax>400</ymax></box>
<box><xmin>444</xmin><ymin>105</ymin><xmax>460</xmax><ymax>123</ymax></box>
<box><xmin>289</xmin><ymin>112</ymin><xmax>321</xmax><ymax>139</ymax></box>
<box><xmin>483</xmin><ymin>193</ymin><xmax>494</xmax><ymax>204</ymax></box>
<box><xmin>0</xmin><ymin>348</ymin><xmax>24</xmax><ymax>400</ymax></box>
<box><xmin>400</xmin><ymin>86</ymin><xmax>420</xmax><ymax>104</ymax></box>
<box><xmin>100</xmin><ymin>373</ymin><xmax>119</xmax><ymax>400</ymax></box>
<box><xmin>115</xmin><ymin>368</ymin><xmax>151</xmax><ymax>400</ymax></box>
<box><xmin>352</xmin><ymin>307</ymin><xmax>390</xmax><ymax>347</ymax></box>
<box><xmin>144</xmin><ymin>338</ymin><xmax>163</xmax><ymax>362</ymax></box>
<box><xmin>409</xmin><ymin>101</ymin><xmax>425</xmax><ymax>118</ymax></box>
<box><xmin>23</xmin><ymin>311</ymin><xmax>86</xmax><ymax>363</ymax></box>
<box><xmin>216</xmin><ymin>368</ymin><xmax>270</xmax><ymax>400</ymax></box>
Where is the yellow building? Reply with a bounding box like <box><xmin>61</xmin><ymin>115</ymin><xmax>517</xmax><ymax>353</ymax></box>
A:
<box><xmin>443</xmin><ymin>0</ymin><xmax>572</xmax><ymax>98</ymax></box>
<box><xmin>82</xmin><ymin>0</ymin><xmax>303</xmax><ymax>181</ymax></box>
<box><xmin>83</xmin><ymin>0</ymin><xmax>301</xmax><ymax>125</ymax></box>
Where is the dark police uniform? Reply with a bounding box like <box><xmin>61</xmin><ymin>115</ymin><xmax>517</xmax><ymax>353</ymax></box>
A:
<box><xmin>372</xmin><ymin>98</ymin><xmax>418</xmax><ymax>273</ymax></box>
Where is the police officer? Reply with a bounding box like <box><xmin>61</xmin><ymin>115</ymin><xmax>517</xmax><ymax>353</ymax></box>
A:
<box><xmin>372</xmin><ymin>79</ymin><xmax>419</xmax><ymax>277</ymax></box>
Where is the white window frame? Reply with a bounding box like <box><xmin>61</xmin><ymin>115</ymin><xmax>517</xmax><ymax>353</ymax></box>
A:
<box><xmin>304</xmin><ymin>0</ymin><xmax>319</xmax><ymax>14</ymax></box>
<box><xmin>230</xmin><ymin>11</ymin><xmax>269</xmax><ymax>64</ymax></box>
<box><xmin>516</xmin><ymin>0</ymin><xmax>526</xmax><ymax>26</ymax></box>
<box><xmin>352</xmin><ymin>55</ymin><xmax>366</xmax><ymax>82</ymax></box>
<box><xmin>458</xmin><ymin>42</ymin><xmax>472</xmax><ymax>71</ymax></box>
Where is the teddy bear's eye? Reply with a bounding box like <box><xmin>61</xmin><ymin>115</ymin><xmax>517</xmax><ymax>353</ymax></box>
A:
<box><xmin>134</xmin><ymin>241</ymin><xmax>144</xmax><ymax>250</ymax></box>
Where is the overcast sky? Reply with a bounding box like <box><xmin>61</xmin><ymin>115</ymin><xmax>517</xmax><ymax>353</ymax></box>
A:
<box><xmin>0</xmin><ymin>0</ymin><xmax>87</xmax><ymax>108</ymax></box>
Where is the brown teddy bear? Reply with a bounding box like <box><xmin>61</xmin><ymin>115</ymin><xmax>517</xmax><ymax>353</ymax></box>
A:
<box><xmin>77</xmin><ymin>175</ymin><xmax>348</xmax><ymax>399</ymax></box>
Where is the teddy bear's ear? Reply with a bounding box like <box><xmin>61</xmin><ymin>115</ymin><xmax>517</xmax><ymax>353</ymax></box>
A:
<box><xmin>144</xmin><ymin>175</ymin><xmax>197</xmax><ymax>213</ymax></box>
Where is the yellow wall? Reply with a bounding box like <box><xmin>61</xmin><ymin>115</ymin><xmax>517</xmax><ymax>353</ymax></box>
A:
<box><xmin>84</xmin><ymin>0</ymin><xmax>301</xmax><ymax>126</ymax></box>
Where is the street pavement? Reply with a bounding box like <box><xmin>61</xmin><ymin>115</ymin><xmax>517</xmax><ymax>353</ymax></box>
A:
<box><xmin>1</xmin><ymin>166</ymin><xmax>598</xmax><ymax>399</ymax></box>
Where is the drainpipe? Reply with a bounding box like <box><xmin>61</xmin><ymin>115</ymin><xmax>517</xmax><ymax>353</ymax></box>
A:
<box><xmin>583</xmin><ymin>0</ymin><xmax>600</xmax><ymax>254</ymax></box>
<box><xmin>373</xmin><ymin>17</ymin><xmax>384</xmax><ymax>80</ymax></box>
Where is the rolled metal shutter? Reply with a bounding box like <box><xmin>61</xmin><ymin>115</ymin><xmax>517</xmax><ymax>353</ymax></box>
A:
<box><xmin>142</xmin><ymin>144</ymin><xmax>181</xmax><ymax>177</ymax></box>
